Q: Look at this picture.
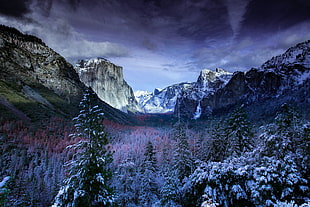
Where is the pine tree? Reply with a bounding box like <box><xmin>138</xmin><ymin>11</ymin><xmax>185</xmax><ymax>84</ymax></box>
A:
<box><xmin>139</xmin><ymin>141</ymin><xmax>159</xmax><ymax>206</ymax></box>
<box><xmin>207</xmin><ymin>122</ymin><xmax>229</xmax><ymax>162</ymax></box>
<box><xmin>172</xmin><ymin>122</ymin><xmax>193</xmax><ymax>182</ymax></box>
<box><xmin>264</xmin><ymin>104</ymin><xmax>303</xmax><ymax>159</ymax></box>
<box><xmin>224</xmin><ymin>106</ymin><xmax>253</xmax><ymax>156</ymax></box>
<box><xmin>115</xmin><ymin>159</ymin><xmax>136</xmax><ymax>207</ymax></box>
<box><xmin>275</xmin><ymin>103</ymin><xmax>300</xmax><ymax>135</ymax></box>
<box><xmin>52</xmin><ymin>87</ymin><xmax>114</xmax><ymax>207</ymax></box>
<box><xmin>160</xmin><ymin>145</ymin><xmax>181</xmax><ymax>206</ymax></box>
<box><xmin>161</xmin><ymin>123</ymin><xmax>193</xmax><ymax>206</ymax></box>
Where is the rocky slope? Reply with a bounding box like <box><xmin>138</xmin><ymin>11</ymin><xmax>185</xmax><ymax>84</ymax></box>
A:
<box><xmin>0</xmin><ymin>25</ymin><xmax>136</xmax><ymax>124</ymax></box>
<box><xmin>75</xmin><ymin>58</ymin><xmax>142</xmax><ymax>113</ymax></box>
<box><xmin>176</xmin><ymin>40</ymin><xmax>310</xmax><ymax>119</ymax></box>
<box><xmin>0</xmin><ymin>25</ymin><xmax>83</xmax><ymax>103</ymax></box>
<box><xmin>137</xmin><ymin>68</ymin><xmax>232</xmax><ymax>114</ymax></box>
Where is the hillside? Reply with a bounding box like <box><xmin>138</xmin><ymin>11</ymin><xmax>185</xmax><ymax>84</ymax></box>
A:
<box><xmin>0</xmin><ymin>25</ymin><xmax>135</xmax><ymax>125</ymax></box>
<box><xmin>176</xmin><ymin>40</ymin><xmax>310</xmax><ymax>121</ymax></box>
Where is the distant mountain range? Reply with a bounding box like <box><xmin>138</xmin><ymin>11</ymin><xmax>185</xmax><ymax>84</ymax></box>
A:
<box><xmin>135</xmin><ymin>40</ymin><xmax>309</xmax><ymax>120</ymax></box>
<box><xmin>135</xmin><ymin>68</ymin><xmax>232</xmax><ymax>114</ymax></box>
<box><xmin>176</xmin><ymin>40</ymin><xmax>310</xmax><ymax>120</ymax></box>
<box><xmin>0</xmin><ymin>24</ymin><xmax>309</xmax><ymax>123</ymax></box>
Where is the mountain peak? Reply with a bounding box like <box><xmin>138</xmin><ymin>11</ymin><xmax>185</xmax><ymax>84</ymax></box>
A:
<box><xmin>0</xmin><ymin>24</ymin><xmax>45</xmax><ymax>46</ymax></box>
<box><xmin>197</xmin><ymin>68</ymin><xmax>233</xmax><ymax>91</ymax></box>
<box><xmin>261</xmin><ymin>40</ymin><xmax>310</xmax><ymax>71</ymax></box>
<box><xmin>175</xmin><ymin>40</ymin><xmax>310</xmax><ymax>119</ymax></box>
<box><xmin>136</xmin><ymin>68</ymin><xmax>233</xmax><ymax>114</ymax></box>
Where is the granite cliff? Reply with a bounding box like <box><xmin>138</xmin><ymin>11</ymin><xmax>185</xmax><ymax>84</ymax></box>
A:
<box><xmin>0</xmin><ymin>25</ymin><xmax>136</xmax><ymax>124</ymax></box>
<box><xmin>75</xmin><ymin>58</ymin><xmax>142</xmax><ymax>113</ymax></box>
<box><xmin>136</xmin><ymin>68</ymin><xmax>232</xmax><ymax>114</ymax></box>
<box><xmin>176</xmin><ymin>40</ymin><xmax>310</xmax><ymax>119</ymax></box>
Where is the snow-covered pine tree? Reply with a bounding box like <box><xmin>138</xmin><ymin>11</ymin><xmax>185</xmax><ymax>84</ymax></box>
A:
<box><xmin>115</xmin><ymin>159</ymin><xmax>136</xmax><ymax>207</ymax></box>
<box><xmin>160</xmin><ymin>168</ymin><xmax>182</xmax><ymax>207</ymax></box>
<box><xmin>0</xmin><ymin>176</ymin><xmax>10</xmax><ymax>206</ymax></box>
<box><xmin>206</xmin><ymin>122</ymin><xmax>229</xmax><ymax>162</ymax></box>
<box><xmin>172</xmin><ymin>122</ymin><xmax>193</xmax><ymax>182</ymax></box>
<box><xmin>161</xmin><ymin>122</ymin><xmax>193</xmax><ymax>206</ymax></box>
<box><xmin>139</xmin><ymin>141</ymin><xmax>159</xmax><ymax>206</ymax></box>
<box><xmin>264</xmin><ymin>103</ymin><xmax>303</xmax><ymax>159</ymax></box>
<box><xmin>224</xmin><ymin>106</ymin><xmax>253</xmax><ymax>156</ymax></box>
<box><xmin>52</xmin><ymin>87</ymin><xmax>114</xmax><ymax>207</ymax></box>
<box><xmin>160</xmin><ymin>145</ymin><xmax>181</xmax><ymax>207</ymax></box>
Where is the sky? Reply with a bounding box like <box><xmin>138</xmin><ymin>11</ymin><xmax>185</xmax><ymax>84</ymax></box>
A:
<box><xmin>0</xmin><ymin>0</ymin><xmax>310</xmax><ymax>92</ymax></box>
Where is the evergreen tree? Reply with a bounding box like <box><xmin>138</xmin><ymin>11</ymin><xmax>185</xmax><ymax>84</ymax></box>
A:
<box><xmin>139</xmin><ymin>141</ymin><xmax>159</xmax><ymax>206</ymax></box>
<box><xmin>275</xmin><ymin>103</ymin><xmax>300</xmax><ymax>135</ymax></box>
<box><xmin>206</xmin><ymin>122</ymin><xmax>229</xmax><ymax>162</ymax></box>
<box><xmin>52</xmin><ymin>88</ymin><xmax>114</xmax><ymax>207</ymax></box>
<box><xmin>172</xmin><ymin>123</ymin><xmax>193</xmax><ymax>182</ymax></box>
<box><xmin>224</xmin><ymin>106</ymin><xmax>253</xmax><ymax>156</ymax></box>
<box><xmin>160</xmin><ymin>146</ymin><xmax>181</xmax><ymax>206</ymax></box>
<box><xmin>264</xmin><ymin>104</ymin><xmax>303</xmax><ymax>159</ymax></box>
<box><xmin>160</xmin><ymin>168</ymin><xmax>181</xmax><ymax>207</ymax></box>
<box><xmin>115</xmin><ymin>159</ymin><xmax>136</xmax><ymax>207</ymax></box>
<box><xmin>161</xmin><ymin>123</ymin><xmax>193</xmax><ymax>206</ymax></box>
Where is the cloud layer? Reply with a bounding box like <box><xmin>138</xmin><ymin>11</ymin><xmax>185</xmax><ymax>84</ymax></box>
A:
<box><xmin>0</xmin><ymin>0</ymin><xmax>309</xmax><ymax>91</ymax></box>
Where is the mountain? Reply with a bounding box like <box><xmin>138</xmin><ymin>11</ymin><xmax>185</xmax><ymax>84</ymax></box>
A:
<box><xmin>0</xmin><ymin>25</ymin><xmax>136</xmax><ymax>124</ymax></box>
<box><xmin>134</xmin><ymin>90</ymin><xmax>153</xmax><ymax>107</ymax></box>
<box><xmin>176</xmin><ymin>40</ymin><xmax>310</xmax><ymax>119</ymax></box>
<box><xmin>137</xmin><ymin>68</ymin><xmax>232</xmax><ymax>114</ymax></box>
<box><xmin>75</xmin><ymin>58</ymin><xmax>142</xmax><ymax>113</ymax></box>
<box><xmin>0</xmin><ymin>25</ymin><xmax>85</xmax><ymax>122</ymax></box>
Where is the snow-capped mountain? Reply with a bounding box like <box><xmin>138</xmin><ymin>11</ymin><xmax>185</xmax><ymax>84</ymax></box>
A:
<box><xmin>136</xmin><ymin>68</ymin><xmax>232</xmax><ymax>114</ymax></box>
<box><xmin>134</xmin><ymin>90</ymin><xmax>153</xmax><ymax>107</ymax></box>
<box><xmin>75</xmin><ymin>58</ymin><xmax>142</xmax><ymax>113</ymax></box>
<box><xmin>136</xmin><ymin>83</ymin><xmax>195</xmax><ymax>113</ymax></box>
<box><xmin>176</xmin><ymin>40</ymin><xmax>310</xmax><ymax>119</ymax></box>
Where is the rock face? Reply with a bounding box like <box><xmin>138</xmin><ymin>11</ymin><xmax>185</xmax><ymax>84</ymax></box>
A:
<box><xmin>176</xmin><ymin>40</ymin><xmax>310</xmax><ymax>119</ymax></box>
<box><xmin>137</xmin><ymin>68</ymin><xmax>232</xmax><ymax>114</ymax></box>
<box><xmin>0</xmin><ymin>25</ymin><xmax>136</xmax><ymax>124</ymax></box>
<box><xmin>0</xmin><ymin>25</ymin><xmax>84</xmax><ymax>104</ymax></box>
<box><xmin>136</xmin><ymin>83</ymin><xmax>195</xmax><ymax>113</ymax></box>
<box><xmin>75</xmin><ymin>58</ymin><xmax>142</xmax><ymax>113</ymax></box>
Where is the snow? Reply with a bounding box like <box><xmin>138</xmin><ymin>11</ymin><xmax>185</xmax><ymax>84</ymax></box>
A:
<box><xmin>136</xmin><ymin>68</ymin><xmax>232</xmax><ymax>114</ymax></box>
<box><xmin>0</xmin><ymin>176</ymin><xmax>10</xmax><ymax>188</ymax></box>
<box><xmin>295</xmin><ymin>70</ymin><xmax>310</xmax><ymax>85</ymax></box>
<box><xmin>134</xmin><ymin>90</ymin><xmax>152</xmax><ymax>98</ymax></box>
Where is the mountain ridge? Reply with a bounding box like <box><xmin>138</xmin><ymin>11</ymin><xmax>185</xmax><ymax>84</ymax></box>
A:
<box><xmin>175</xmin><ymin>40</ymin><xmax>310</xmax><ymax>119</ymax></box>
<box><xmin>0</xmin><ymin>25</ymin><xmax>136</xmax><ymax>124</ymax></box>
<box><xmin>136</xmin><ymin>68</ymin><xmax>232</xmax><ymax>114</ymax></box>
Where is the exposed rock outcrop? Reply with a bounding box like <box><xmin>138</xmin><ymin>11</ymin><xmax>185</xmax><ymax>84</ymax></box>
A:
<box><xmin>176</xmin><ymin>40</ymin><xmax>310</xmax><ymax>119</ymax></box>
<box><xmin>0</xmin><ymin>25</ymin><xmax>84</xmax><ymax>104</ymax></box>
<box><xmin>75</xmin><ymin>58</ymin><xmax>142</xmax><ymax>113</ymax></box>
<box><xmin>0</xmin><ymin>25</ymin><xmax>137</xmax><ymax>124</ymax></box>
<box><xmin>137</xmin><ymin>68</ymin><xmax>232</xmax><ymax>114</ymax></box>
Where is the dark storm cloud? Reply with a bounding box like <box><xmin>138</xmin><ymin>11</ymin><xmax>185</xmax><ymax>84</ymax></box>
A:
<box><xmin>0</xmin><ymin>0</ymin><xmax>31</xmax><ymax>17</ymax></box>
<box><xmin>239</xmin><ymin>0</ymin><xmax>310</xmax><ymax>37</ymax></box>
<box><xmin>34</xmin><ymin>0</ymin><xmax>53</xmax><ymax>17</ymax></box>
<box><xmin>54</xmin><ymin>0</ymin><xmax>234</xmax><ymax>44</ymax></box>
<box><xmin>0</xmin><ymin>0</ymin><xmax>309</xmax><ymax>91</ymax></box>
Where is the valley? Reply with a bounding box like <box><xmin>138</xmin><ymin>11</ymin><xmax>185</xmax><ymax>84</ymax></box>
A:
<box><xmin>0</xmin><ymin>25</ymin><xmax>309</xmax><ymax>207</ymax></box>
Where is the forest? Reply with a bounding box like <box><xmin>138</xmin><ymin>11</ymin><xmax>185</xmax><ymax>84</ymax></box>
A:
<box><xmin>0</xmin><ymin>89</ymin><xmax>309</xmax><ymax>207</ymax></box>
